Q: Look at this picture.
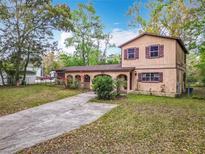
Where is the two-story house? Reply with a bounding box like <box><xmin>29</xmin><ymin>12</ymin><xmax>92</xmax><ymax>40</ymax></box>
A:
<box><xmin>56</xmin><ymin>33</ymin><xmax>188</xmax><ymax>97</ymax></box>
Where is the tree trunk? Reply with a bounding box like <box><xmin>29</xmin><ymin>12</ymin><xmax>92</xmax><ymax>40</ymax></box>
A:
<box><xmin>0</xmin><ymin>62</ymin><xmax>5</xmax><ymax>86</ymax></box>
<box><xmin>82</xmin><ymin>45</ymin><xmax>86</xmax><ymax>65</ymax></box>
<box><xmin>14</xmin><ymin>0</ymin><xmax>21</xmax><ymax>86</ymax></box>
<box><xmin>15</xmin><ymin>49</ymin><xmax>21</xmax><ymax>86</ymax></box>
<box><xmin>22</xmin><ymin>52</ymin><xmax>30</xmax><ymax>85</ymax></box>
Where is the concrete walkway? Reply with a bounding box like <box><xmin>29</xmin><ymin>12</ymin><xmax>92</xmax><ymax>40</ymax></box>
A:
<box><xmin>0</xmin><ymin>92</ymin><xmax>117</xmax><ymax>154</ymax></box>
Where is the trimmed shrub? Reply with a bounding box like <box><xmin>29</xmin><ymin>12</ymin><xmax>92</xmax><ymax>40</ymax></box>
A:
<box><xmin>92</xmin><ymin>76</ymin><xmax>115</xmax><ymax>100</ymax></box>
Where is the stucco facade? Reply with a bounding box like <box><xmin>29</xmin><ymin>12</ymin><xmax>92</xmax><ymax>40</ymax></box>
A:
<box><xmin>65</xmin><ymin>71</ymin><xmax>131</xmax><ymax>91</ymax></box>
<box><xmin>57</xmin><ymin>33</ymin><xmax>188</xmax><ymax>97</ymax></box>
<box><xmin>120</xmin><ymin>34</ymin><xmax>187</xmax><ymax>96</ymax></box>
<box><xmin>121</xmin><ymin>35</ymin><xmax>177</xmax><ymax>68</ymax></box>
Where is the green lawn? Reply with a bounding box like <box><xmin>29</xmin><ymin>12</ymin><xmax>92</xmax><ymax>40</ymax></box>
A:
<box><xmin>0</xmin><ymin>84</ymin><xmax>82</xmax><ymax>116</ymax></box>
<box><xmin>192</xmin><ymin>87</ymin><xmax>205</xmax><ymax>99</ymax></box>
<box><xmin>20</xmin><ymin>90</ymin><xmax>205</xmax><ymax>154</ymax></box>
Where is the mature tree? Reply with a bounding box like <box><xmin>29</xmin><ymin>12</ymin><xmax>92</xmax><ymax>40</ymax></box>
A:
<box><xmin>99</xmin><ymin>33</ymin><xmax>116</xmax><ymax>64</ymax></box>
<box><xmin>197</xmin><ymin>33</ymin><xmax>205</xmax><ymax>84</ymax></box>
<box><xmin>43</xmin><ymin>52</ymin><xmax>62</xmax><ymax>75</ymax></box>
<box><xmin>186</xmin><ymin>52</ymin><xmax>200</xmax><ymax>82</ymax></box>
<box><xmin>198</xmin><ymin>52</ymin><xmax>205</xmax><ymax>84</ymax></box>
<box><xmin>0</xmin><ymin>22</ymin><xmax>14</xmax><ymax>85</ymax></box>
<box><xmin>0</xmin><ymin>0</ymin><xmax>72</xmax><ymax>85</ymax></box>
<box><xmin>128</xmin><ymin>0</ymin><xmax>205</xmax><ymax>83</ymax></box>
<box><xmin>106</xmin><ymin>54</ymin><xmax>121</xmax><ymax>64</ymax></box>
<box><xmin>0</xmin><ymin>39</ymin><xmax>5</xmax><ymax>85</ymax></box>
<box><xmin>59</xmin><ymin>53</ymin><xmax>83</xmax><ymax>67</ymax></box>
<box><xmin>0</xmin><ymin>52</ymin><xmax>16</xmax><ymax>85</ymax></box>
<box><xmin>65</xmin><ymin>3</ymin><xmax>105</xmax><ymax>66</ymax></box>
<box><xmin>128</xmin><ymin>0</ymin><xmax>203</xmax><ymax>49</ymax></box>
<box><xmin>193</xmin><ymin>1</ymin><xmax>205</xmax><ymax>84</ymax></box>
<box><xmin>0</xmin><ymin>62</ymin><xmax>4</xmax><ymax>85</ymax></box>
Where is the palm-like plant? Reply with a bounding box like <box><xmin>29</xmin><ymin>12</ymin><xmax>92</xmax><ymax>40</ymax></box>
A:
<box><xmin>115</xmin><ymin>78</ymin><xmax>126</xmax><ymax>96</ymax></box>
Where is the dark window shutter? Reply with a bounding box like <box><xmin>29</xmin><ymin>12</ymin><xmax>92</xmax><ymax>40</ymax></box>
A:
<box><xmin>134</xmin><ymin>48</ymin><xmax>139</xmax><ymax>59</ymax></box>
<box><xmin>159</xmin><ymin>45</ymin><xmax>164</xmax><ymax>57</ymax></box>
<box><xmin>124</xmin><ymin>49</ymin><xmax>127</xmax><ymax>60</ymax></box>
<box><xmin>145</xmin><ymin>46</ymin><xmax>150</xmax><ymax>58</ymax></box>
<box><xmin>138</xmin><ymin>73</ymin><xmax>142</xmax><ymax>82</ymax></box>
<box><xmin>159</xmin><ymin>72</ymin><xmax>163</xmax><ymax>82</ymax></box>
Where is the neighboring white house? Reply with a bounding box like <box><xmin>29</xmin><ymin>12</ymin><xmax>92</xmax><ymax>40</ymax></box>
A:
<box><xmin>0</xmin><ymin>64</ymin><xmax>43</xmax><ymax>86</ymax></box>
<box><xmin>24</xmin><ymin>63</ymin><xmax>42</xmax><ymax>84</ymax></box>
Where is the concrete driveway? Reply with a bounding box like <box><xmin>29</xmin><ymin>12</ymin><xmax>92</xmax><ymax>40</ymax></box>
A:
<box><xmin>0</xmin><ymin>92</ymin><xmax>117</xmax><ymax>154</ymax></box>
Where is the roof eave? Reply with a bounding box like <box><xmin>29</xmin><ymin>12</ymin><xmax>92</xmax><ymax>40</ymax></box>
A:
<box><xmin>176</xmin><ymin>39</ymin><xmax>189</xmax><ymax>54</ymax></box>
<box><xmin>64</xmin><ymin>68</ymin><xmax>135</xmax><ymax>72</ymax></box>
<box><xmin>55</xmin><ymin>69</ymin><xmax>65</xmax><ymax>72</ymax></box>
<box><xmin>118</xmin><ymin>32</ymin><xmax>188</xmax><ymax>54</ymax></box>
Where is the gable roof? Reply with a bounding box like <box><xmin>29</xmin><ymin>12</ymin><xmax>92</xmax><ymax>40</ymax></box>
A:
<box><xmin>57</xmin><ymin>64</ymin><xmax>135</xmax><ymax>72</ymax></box>
<box><xmin>118</xmin><ymin>32</ymin><xmax>188</xmax><ymax>54</ymax></box>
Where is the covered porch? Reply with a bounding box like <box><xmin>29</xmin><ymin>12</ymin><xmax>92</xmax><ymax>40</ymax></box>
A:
<box><xmin>63</xmin><ymin>64</ymin><xmax>135</xmax><ymax>93</ymax></box>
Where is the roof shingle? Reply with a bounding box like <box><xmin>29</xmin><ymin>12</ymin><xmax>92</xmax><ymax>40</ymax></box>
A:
<box><xmin>61</xmin><ymin>64</ymin><xmax>134</xmax><ymax>72</ymax></box>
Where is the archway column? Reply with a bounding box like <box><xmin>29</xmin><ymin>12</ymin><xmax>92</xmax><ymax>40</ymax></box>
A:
<box><xmin>89</xmin><ymin>75</ymin><xmax>94</xmax><ymax>89</ymax></box>
<box><xmin>111</xmin><ymin>74</ymin><xmax>117</xmax><ymax>80</ymax></box>
<box><xmin>127</xmin><ymin>73</ymin><xmax>130</xmax><ymax>93</ymax></box>
<box><xmin>80</xmin><ymin>74</ymin><xmax>84</xmax><ymax>88</ymax></box>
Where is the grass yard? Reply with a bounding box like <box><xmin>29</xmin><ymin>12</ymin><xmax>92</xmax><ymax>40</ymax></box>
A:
<box><xmin>192</xmin><ymin>87</ymin><xmax>205</xmax><ymax>99</ymax></box>
<box><xmin>0</xmin><ymin>84</ymin><xmax>82</xmax><ymax>116</ymax></box>
<box><xmin>20</xmin><ymin>90</ymin><xmax>205</xmax><ymax>154</ymax></box>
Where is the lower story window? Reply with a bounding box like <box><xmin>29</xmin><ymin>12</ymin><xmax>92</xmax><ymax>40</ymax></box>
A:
<box><xmin>141</xmin><ymin>72</ymin><xmax>161</xmax><ymax>82</ymax></box>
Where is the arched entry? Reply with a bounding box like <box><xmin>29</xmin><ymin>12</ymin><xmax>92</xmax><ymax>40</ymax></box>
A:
<box><xmin>67</xmin><ymin>75</ymin><xmax>73</xmax><ymax>82</ymax></box>
<box><xmin>75</xmin><ymin>75</ymin><xmax>81</xmax><ymax>82</ymax></box>
<box><xmin>117</xmin><ymin>74</ymin><xmax>128</xmax><ymax>92</ymax></box>
<box><xmin>94</xmin><ymin>74</ymin><xmax>112</xmax><ymax>78</ymax></box>
<box><xmin>66</xmin><ymin>75</ymin><xmax>73</xmax><ymax>87</ymax></box>
<box><xmin>75</xmin><ymin>75</ymin><xmax>81</xmax><ymax>87</ymax></box>
<box><xmin>84</xmin><ymin>74</ymin><xmax>90</xmax><ymax>89</ymax></box>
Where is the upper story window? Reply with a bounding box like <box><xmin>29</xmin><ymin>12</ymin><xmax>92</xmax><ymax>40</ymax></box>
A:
<box><xmin>150</xmin><ymin>45</ymin><xmax>159</xmax><ymax>58</ymax></box>
<box><xmin>124</xmin><ymin>48</ymin><xmax>139</xmax><ymax>60</ymax></box>
<box><xmin>139</xmin><ymin>72</ymin><xmax>163</xmax><ymax>82</ymax></box>
<box><xmin>146</xmin><ymin>45</ymin><xmax>164</xmax><ymax>59</ymax></box>
<box><xmin>127</xmin><ymin>48</ymin><xmax>135</xmax><ymax>59</ymax></box>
